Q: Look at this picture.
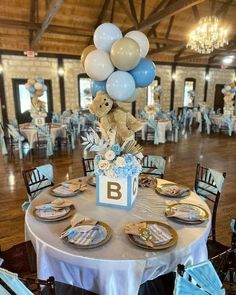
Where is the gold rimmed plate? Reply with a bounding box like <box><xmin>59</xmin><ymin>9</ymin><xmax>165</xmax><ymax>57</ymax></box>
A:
<box><xmin>49</xmin><ymin>181</ymin><xmax>85</xmax><ymax>197</ymax></box>
<box><xmin>33</xmin><ymin>204</ymin><xmax>75</xmax><ymax>222</ymax></box>
<box><xmin>126</xmin><ymin>221</ymin><xmax>177</xmax><ymax>250</ymax></box>
<box><xmin>156</xmin><ymin>183</ymin><xmax>190</xmax><ymax>198</ymax></box>
<box><xmin>87</xmin><ymin>176</ymin><xmax>96</xmax><ymax>187</ymax></box>
<box><xmin>165</xmin><ymin>202</ymin><xmax>209</xmax><ymax>224</ymax></box>
<box><xmin>61</xmin><ymin>221</ymin><xmax>112</xmax><ymax>249</ymax></box>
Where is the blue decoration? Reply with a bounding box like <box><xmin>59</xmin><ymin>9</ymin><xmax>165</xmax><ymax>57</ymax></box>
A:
<box><xmin>129</xmin><ymin>58</ymin><xmax>156</xmax><ymax>88</ymax></box>
<box><xmin>36</xmin><ymin>77</ymin><xmax>44</xmax><ymax>84</ymax></box>
<box><xmin>91</xmin><ymin>80</ymin><xmax>107</xmax><ymax>97</ymax></box>
<box><xmin>28</xmin><ymin>86</ymin><xmax>35</xmax><ymax>94</ymax></box>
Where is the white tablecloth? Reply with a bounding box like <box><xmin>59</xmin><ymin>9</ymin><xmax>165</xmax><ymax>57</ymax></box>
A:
<box><xmin>141</xmin><ymin>120</ymin><xmax>172</xmax><ymax>143</ymax></box>
<box><xmin>25</xmin><ymin>178</ymin><xmax>211</xmax><ymax>295</ymax></box>
<box><xmin>20</xmin><ymin>124</ymin><xmax>67</xmax><ymax>149</ymax></box>
<box><xmin>210</xmin><ymin>114</ymin><xmax>236</xmax><ymax>131</ymax></box>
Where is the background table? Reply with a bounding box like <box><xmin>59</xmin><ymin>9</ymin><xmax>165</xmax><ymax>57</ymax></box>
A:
<box><xmin>25</xmin><ymin>178</ymin><xmax>211</xmax><ymax>295</ymax></box>
<box><xmin>20</xmin><ymin>124</ymin><xmax>67</xmax><ymax>149</ymax></box>
<box><xmin>141</xmin><ymin>120</ymin><xmax>172</xmax><ymax>143</ymax></box>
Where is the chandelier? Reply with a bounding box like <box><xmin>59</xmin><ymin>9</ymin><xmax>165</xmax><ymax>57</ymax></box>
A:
<box><xmin>186</xmin><ymin>16</ymin><xmax>228</xmax><ymax>54</ymax></box>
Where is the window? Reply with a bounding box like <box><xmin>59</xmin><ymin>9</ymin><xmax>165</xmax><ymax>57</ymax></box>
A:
<box><xmin>147</xmin><ymin>76</ymin><xmax>161</xmax><ymax>105</ymax></box>
<box><xmin>12</xmin><ymin>79</ymin><xmax>53</xmax><ymax>123</ymax></box>
<box><xmin>183</xmin><ymin>78</ymin><xmax>196</xmax><ymax>107</ymax></box>
<box><xmin>78</xmin><ymin>74</ymin><xmax>92</xmax><ymax>110</ymax></box>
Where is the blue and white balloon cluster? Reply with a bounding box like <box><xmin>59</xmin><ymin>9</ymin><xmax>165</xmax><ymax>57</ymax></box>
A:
<box><xmin>221</xmin><ymin>83</ymin><xmax>236</xmax><ymax>95</ymax></box>
<box><xmin>25</xmin><ymin>77</ymin><xmax>47</xmax><ymax>97</ymax></box>
<box><xmin>81</xmin><ymin>23</ymin><xmax>156</xmax><ymax>102</ymax></box>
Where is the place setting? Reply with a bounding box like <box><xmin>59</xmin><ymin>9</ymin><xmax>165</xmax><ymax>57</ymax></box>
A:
<box><xmin>165</xmin><ymin>202</ymin><xmax>209</xmax><ymax>224</ymax></box>
<box><xmin>33</xmin><ymin>198</ymin><xmax>75</xmax><ymax>222</ymax></box>
<box><xmin>156</xmin><ymin>183</ymin><xmax>190</xmax><ymax>198</ymax></box>
<box><xmin>124</xmin><ymin>221</ymin><xmax>177</xmax><ymax>250</ymax></box>
<box><xmin>60</xmin><ymin>214</ymin><xmax>112</xmax><ymax>249</ymax></box>
<box><xmin>87</xmin><ymin>175</ymin><xmax>96</xmax><ymax>187</ymax></box>
<box><xmin>49</xmin><ymin>180</ymin><xmax>87</xmax><ymax>197</ymax></box>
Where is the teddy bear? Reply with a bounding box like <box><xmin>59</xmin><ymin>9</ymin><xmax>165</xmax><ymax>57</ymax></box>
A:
<box><xmin>89</xmin><ymin>91</ymin><xmax>144</xmax><ymax>142</ymax></box>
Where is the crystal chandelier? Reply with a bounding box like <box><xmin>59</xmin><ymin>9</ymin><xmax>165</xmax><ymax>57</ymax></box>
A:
<box><xmin>186</xmin><ymin>16</ymin><xmax>228</xmax><ymax>54</ymax></box>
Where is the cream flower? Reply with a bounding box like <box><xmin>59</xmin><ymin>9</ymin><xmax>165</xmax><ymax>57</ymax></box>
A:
<box><xmin>98</xmin><ymin>160</ymin><xmax>110</xmax><ymax>170</ymax></box>
<box><xmin>115</xmin><ymin>156</ymin><xmax>126</xmax><ymax>167</ymax></box>
<box><xmin>104</xmin><ymin>150</ymin><xmax>115</xmax><ymax>161</ymax></box>
<box><xmin>104</xmin><ymin>168</ymin><xmax>115</xmax><ymax>177</ymax></box>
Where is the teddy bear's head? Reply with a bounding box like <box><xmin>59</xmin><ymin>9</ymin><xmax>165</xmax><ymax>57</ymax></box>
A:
<box><xmin>89</xmin><ymin>91</ymin><xmax>113</xmax><ymax>117</ymax></box>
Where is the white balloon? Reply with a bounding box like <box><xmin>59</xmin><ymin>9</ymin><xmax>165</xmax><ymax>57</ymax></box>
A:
<box><xmin>125</xmin><ymin>30</ymin><xmax>149</xmax><ymax>57</ymax></box>
<box><xmin>225</xmin><ymin>85</ymin><xmax>231</xmax><ymax>91</ymax></box>
<box><xmin>94</xmin><ymin>23</ymin><xmax>122</xmax><ymax>52</ymax></box>
<box><xmin>106</xmin><ymin>71</ymin><xmax>135</xmax><ymax>101</ymax></box>
<box><xmin>84</xmin><ymin>49</ymin><xmax>114</xmax><ymax>81</ymax></box>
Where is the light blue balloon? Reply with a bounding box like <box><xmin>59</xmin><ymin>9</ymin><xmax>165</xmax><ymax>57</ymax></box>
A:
<box><xmin>106</xmin><ymin>71</ymin><xmax>135</xmax><ymax>101</ymax></box>
<box><xmin>28</xmin><ymin>86</ymin><xmax>35</xmax><ymax>94</ymax></box>
<box><xmin>36</xmin><ymin>77</ymin><xmax>44</xmax><ymax>84</ymax></box>
<box><xmin>91</xmin><ymin>80</ymin><xmax>107</xmax><ymax>97</ymax></box>
<box><xmin>129</xmin><ymin>58</ymin><xmax>156</xmax><ymax>88</ymax></box>
<box><xmin>94</xmin><ymin>23</ymin><xmax>122</xmax><ymax>52</ymax></box>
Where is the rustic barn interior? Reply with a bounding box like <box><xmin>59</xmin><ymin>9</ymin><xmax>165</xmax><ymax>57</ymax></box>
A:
<box><xmin>0</xmin><ymin>0</ymin><xmax>235</xmax><ymax>294</ymax></box>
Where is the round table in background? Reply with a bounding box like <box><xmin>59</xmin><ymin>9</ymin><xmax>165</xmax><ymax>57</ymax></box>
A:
<box><xmin>25</xmin><ymin>178</ymin><xmax>211</xmax><ymax>295</ymax></box>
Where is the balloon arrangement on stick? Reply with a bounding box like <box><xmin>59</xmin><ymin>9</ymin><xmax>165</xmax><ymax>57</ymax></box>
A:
<box><xmin>81</xmin><ymin>22</ymin><xmax>156</xmax><ymax>102</ymax></box>
<box><xmin>221</xmin><ymin>82</ymin><xmax>236</xmax><ymax>116</ymax></box>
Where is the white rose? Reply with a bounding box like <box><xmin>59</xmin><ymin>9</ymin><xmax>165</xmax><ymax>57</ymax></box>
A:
<box><xmin>104</xmin><ymin>168</ymin><xmax>115</xmax><ymax>177</ymax></box>
<box><xmin>104</xmin><ymin>150</ymin><xmax>115</xmax><ymax>161</ymax></box>
<box><xmin>115</xmin><ymin>156</ymin><xmax>126</xmax><ymax>167</ymax></box>
<box><xmin>34</xmin><ymin>82</ymin><xmax>43</xmax><ymax>90</ymax></box>
<box><xmin>98</xmin><ymin>160</ymin><xmax>110</xmax><ymax>170</ymax></box>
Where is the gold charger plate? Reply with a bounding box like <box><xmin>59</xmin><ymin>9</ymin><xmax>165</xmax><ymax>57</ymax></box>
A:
<box><xmin>165</xmin><ymin>202</ymin><xmax>209</xmax><ymax>224</ymax></box>
<box><xmin>87</xmin><ymin>176</ymin><xmax>96</xmax><ymax>187</ymax></box>
<box><xmin>62</xmin><ymin>221</ymin><xmax>112</xmax><ymax>249</ymax></box>
<box><xmin>156</xmin><ymin>183</ymin><xmax>190</xmax><ymax>198</ymax></box>
<box><xmin>49</xmin><ymin>182</ymin><xmax>83</xmax><ymax>197</ymax></box>
<box><xmin>33</xmin><ymin>205</ymin><xmax>75</xmax><ymax>222</ymax></box>
<box><xmin>127</xmin><ymin>221</ymin><xmax>177</xmax><ymax>250</ymax></box>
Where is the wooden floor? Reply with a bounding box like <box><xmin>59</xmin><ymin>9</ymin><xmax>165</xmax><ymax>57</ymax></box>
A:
<box><xmin>0</xmin><ymin>129</ymin><xmax>235</xmax><ymax>250</ymax></box>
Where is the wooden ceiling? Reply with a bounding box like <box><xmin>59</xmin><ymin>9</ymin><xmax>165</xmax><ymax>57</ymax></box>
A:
<box><xmin>0</xmin><ymin>0</ymin><xmax>236</xmax><ymax>65</ymax></box>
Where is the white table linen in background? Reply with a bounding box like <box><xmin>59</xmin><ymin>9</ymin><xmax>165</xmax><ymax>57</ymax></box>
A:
<box><xmin>141</xmin><ymin>120</ymin><xmax>172</xmax><ymax>143</ymax></box>
<box><xmin>25</xmin><ymin>179</ymin><xmax>211</xmax><ymax>295</ymax></box>
<box><xmin>20</xmin><ymin>125</ymin><xmax>67</xmax><ymax>149</ymax></box>
<box><xmin>210</xmin><ymin>114</ymin><xmax>236</xmax><ymax>132</ymax></box>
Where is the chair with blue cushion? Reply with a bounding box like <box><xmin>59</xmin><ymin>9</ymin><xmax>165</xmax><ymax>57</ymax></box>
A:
<box><xmin>142</xmin><ymin>155</ymin><xmax>166</xmax><ymax>179</ymax></box>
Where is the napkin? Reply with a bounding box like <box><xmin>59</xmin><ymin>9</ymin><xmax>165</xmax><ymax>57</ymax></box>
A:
<box><xmin>124</xmin><ymin>222</ymin><xmax>172</xmax><ymax>248</ymax></box>
<box><xmin>166</xmin><ymin>204</ymin><xmax>205</xmax><ymax>221</ymax></box>
<box><xmin>139</xmin><ymin>175</ymin><xmax>158</xmax><ymax>189</ymax></box>
<box><xmin>36</xmin><ymin>207</ymin><xmax>70</xmax><ymax>219</ymax></box>
<box><xmin>160</xmin><ymin>185</ymin><xmax>189</xmax><ymax>197</ymax></box>
<box><xmin>53</xmin><ymin>182</ymin><xmax>87</xmax><ymax>195</ymax></box>
<box><xmin>35</xmin><ymin>198</ymin><xmax>73</xmax><ymax>210</ymax></box>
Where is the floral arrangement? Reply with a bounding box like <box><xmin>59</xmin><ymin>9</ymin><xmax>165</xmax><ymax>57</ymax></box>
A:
<box><xmin>82</xmin><ymin>128</ymin><xmax>143</xmax><ymax>178</ymax></box>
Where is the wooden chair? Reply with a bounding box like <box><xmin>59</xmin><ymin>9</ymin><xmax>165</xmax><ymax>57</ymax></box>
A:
<box><xmin>194</xmin><ymin>163</ymin><xmax>227</xmax><ymax>256</ymax></box>
<box><xmin>141</xmin><ymin>155</ymin><xmax>166</xmax><ymax>179</ymax></box>
<box><xmin>22</xmin><ymin>164</ymin><xmax>54</xmax><ymax>202</ymax></box>
<box><xmin>176</xmin><ymin>219</ymin><xmax>236</xmax><ymax>294</ymax></box>
<box><xmin>145</xmin><ymin>125</ymin><xmax>155</xmax><ymax>143</ymax></box>
<box><xmin>82</xmin><ymin>157</ymin><xmax>95</xmax><ymax>176</ymax></box>
<box><xmin>0</xmin><ymin>241</ymin><xmax>97</xmax><ymax>295</ymax></box>
<box><xmin>36</xmin><ymin>124</ymin><xmax>51</xmax><ymax>150</ymax></box>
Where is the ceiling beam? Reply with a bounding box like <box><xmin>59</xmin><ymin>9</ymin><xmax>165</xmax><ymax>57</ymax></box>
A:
<box><xmin>117</xmin><ymin>0</ymin><xmax>138</xmax><ymax>28</ymax></box>
<box><xmin>31</xmin><ymin>0</ymin><xmax>64</xmax><ymax>49</ymax></box>
<box><xmin>132</xmin><ymin>0</ymin><xmax>205</xmax><ymax>31</ymax></box>
<box><xmin>174</xmin><ymin>46</ymin><xmax>187</xmax><ymax>61</ymax></box>
<box><xmin>128</xmin><ymin>0</ymin><xmax>138</xmax><ymax>25</ymax></box>
<box><xmin>29</xmin><ymin>0</ymin><xmax>36</xmax><ymax>47</ymax></box>
<box><xmin>149</xmin><ymin>42</ymin><xmax>185</xmax><ymax>55</ymax></box>
<box><xmin>110</xmin><ymin>0</ymin><xmax>116</xmax><ymax>22</ymax></box>
<box><xmin>165</xmin><ymin>16</ymin><xmax>175</xmax><ymax>39</ymax></box>
<box><xmin>192</xmin><ymin>5</ymin><xmax>200</xmax><ymax>21</ymax></box>
<box><xmin>210</xmin><ymin>0</ymin><xmax>216</xmax><ymax>15</ymax></box>
<box><xmin>140</xmin><ymin>0</ymin><xmax>146</xmax><ymax>22</ymax></box>
<box><xmin>88</xmin><ymin>0</ymin><xmax>111</xmax><ymax>45</ymax></box>
<box><xmin>216</xmin><ymin>0</ymin><xmax>233</xmax><ymax>18</ymax></box>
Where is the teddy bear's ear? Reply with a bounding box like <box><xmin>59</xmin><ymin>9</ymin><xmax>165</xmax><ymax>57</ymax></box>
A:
<box><xmin>89</xmin><ymin>104</ymin><xmax>95</xmax><ymax>114</ymax></box>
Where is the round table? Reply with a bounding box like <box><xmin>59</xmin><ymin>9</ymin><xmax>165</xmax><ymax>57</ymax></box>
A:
<box><xmin>20</xmin><ymin>124</ymin><xmax>67</xmax><ymax>149</ymax></box>
<box><xmin>25</xmin><ymin>178</ymin><xmax>211</xmax><ymax>295</ymax></box>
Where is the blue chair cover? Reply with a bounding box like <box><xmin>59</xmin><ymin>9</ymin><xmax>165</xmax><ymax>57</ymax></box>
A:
<box><xmin>21</xmin><ymin>164</ymin><xmax>53</xmax><ymax>210</ymax></box>
<box><xmin>142</xmin><ymin>155</ymin><xmax>166</xmax><ymax>175</ymax></box>
<box><xmin>147</xmin><ymin>119</ymin><xmax>159</xmax><ymax>144</ymax></box>
<box><xmin>0</xmin><ymin>267</ymin><xmax>33</xmax><ymax>295</ymax></box>
<box><xmin>36</xmin><ymin>126</ymin><xmax>53</xmax><ymax>157</ymax></box>
<box><xmin>174</xmin><ymin>260</ymin><xmax>225</xmax><ymax>295</ymax></box>
<box><xmin>168</xmin><ymin>111</ymin><xmax>179</xmax><ymax>143</ymax></box>
<box><xmin>51</xmin><ymin>112</ymin><xmax>60</xmax><ymax>123</ymax></box>
<box><xmin>0</xmin><ymin>123</ymin><xmax>7</xmax><ymax>155</ymax></box>
<box><xmin>220</xmin><ymin>115</ymin><xmax>233</xmax><ymax>136</ymax></box>
<box><xmin>203</xmin><ymin>112</ymin><xmax>211</xmax><ymax>135</ymax></box>
<box><xmin>187</xmin><ymin>109</ymin><xmax>194</xmax><ymax>127</ymax></box>
<box><xmin>66</xmin><ymin>123</ymin><xmax>75</xmax><ymax>150</ymax></box>
<box><xmin>7</xmin><ymin>124</ymin><xmax>24</xmax><ymax>159</ymax></box>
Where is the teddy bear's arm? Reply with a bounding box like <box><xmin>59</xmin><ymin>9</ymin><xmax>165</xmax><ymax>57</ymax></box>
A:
<box><xmin>113</xmin><ymin>110</ymin><xmax>134</xmax><ymax>140</ymax></box>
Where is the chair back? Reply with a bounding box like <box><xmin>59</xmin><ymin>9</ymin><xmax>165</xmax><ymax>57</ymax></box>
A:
<box><xmin>142</xmin><ymin>155</ymin><xmax>166</xmax><ymax>179</ymax></box>
<box><xmin>22</xmin><ymin>164</ymin><xmax>54</xmax><ymax>201</ymax></box>
<box><xmin>194</xmin><ymin>163</ymin><xmax>226</xmax><ymax>241</ymax></box>
<box><xmin>82</xmin><ymin>158</ymin><xmax>95</xmax><ymax>176</ymax></box>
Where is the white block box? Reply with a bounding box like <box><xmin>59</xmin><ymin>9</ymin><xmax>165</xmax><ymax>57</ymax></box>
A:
<box><xmin>96</xmin><ymin>174</ymin><xmax>139</xmax><ymax>210</ymax></box>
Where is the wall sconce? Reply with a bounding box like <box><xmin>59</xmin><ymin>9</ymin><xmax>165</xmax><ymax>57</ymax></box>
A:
<box><xmin>205</xmin><ymin>74</ymin><xmax>210</xmax><ymax>81</ymax></box>
<box><xmin>172</xmin><ymin>73</ymin><xmax>176</xmax><ymax>80</ymax></box>
<box><xmin>58</xmin><ymin>67</ymin><xmax>64</xmax><ymax>76</ymax></box>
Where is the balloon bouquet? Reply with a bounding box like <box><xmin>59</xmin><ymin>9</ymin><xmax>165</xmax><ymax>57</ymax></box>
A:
<box><xmin>221</xmin><ymin>83</ymin><xmax>236</xmax><ymax>116</ymax></box>
<box><xmin>81</xmin><ymin>23</ymin><xmax>156</xmax><ymax>103</ymax></box>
